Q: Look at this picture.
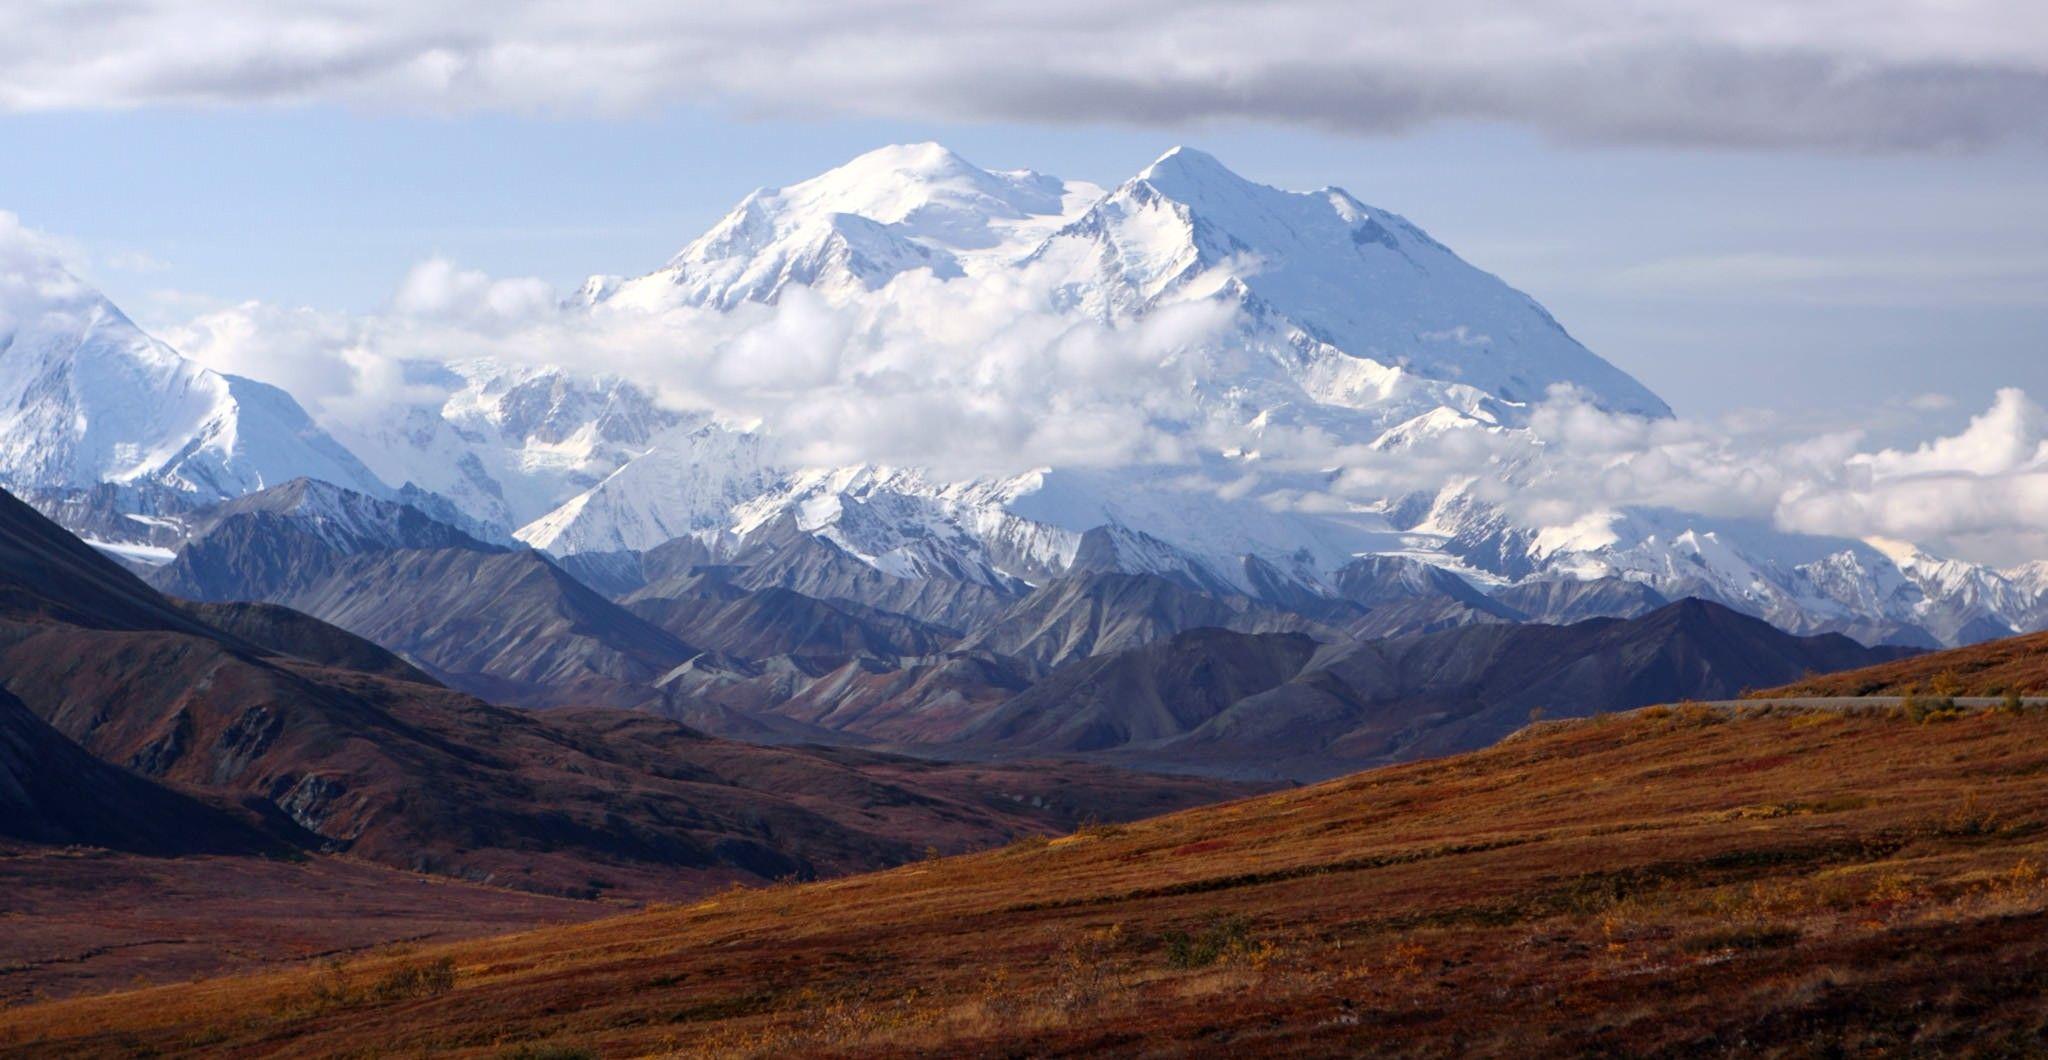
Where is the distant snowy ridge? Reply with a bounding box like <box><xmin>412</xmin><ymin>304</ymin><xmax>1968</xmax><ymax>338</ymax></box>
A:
<box><xmin>518</xmin><ymin>143</ymin><xmax>1669</xmax><ymax>563</ymax></box>
<box><xmin>5</xmin><ymin>143</ymin><xmax>2042</xmax><ymax>649</ymax></box>
<box><xmin>424</xmin><ymin>145</ymin><xmax>2048</xmax><ymax>646</ymax></box>
<box><xmin>0</xmin><ymin>260</ymin><xmax>386</xmax><ymax>502</ymax></box>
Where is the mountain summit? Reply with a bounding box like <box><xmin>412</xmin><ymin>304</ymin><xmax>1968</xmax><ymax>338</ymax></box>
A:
<box><xmin>528</xmin><ymin>144</ymin><xmax>1674</xmax><ymax>569</ymax></box>
<box><xmin>597</xmin><ymin>143</ymin><xmax>1666</xmax><ymax>417</ymax></box>
<box><xmin>600</xmin><ymin>142</ymin><xmax>1094</xmax><ymax>310</ymax></box>
<box><xmin>1040</xmin><ymin>145</ymin><xmax>1671</xmax><ymax>415</ymax></box>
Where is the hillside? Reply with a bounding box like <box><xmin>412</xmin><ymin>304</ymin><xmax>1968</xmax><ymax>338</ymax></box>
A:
<box><xmin>13</xmin><ymin>705</ymin><xmax>2048</xmax><ymax>1056</ymax></box>
<box><xmin>0</xmin><ymin>484</ymin><xmax>1253</xmax><ymax>900</ymax></box>
<box><xmin>955</xmin><ymin>598</ymin><xmax>1912</xmax><ymax>779</ymax></box>
<box><xmin>1759</xmin><ymin>629</ymin><xmax>2048</xmax><ymax>698</ymax></box>
<box><xmin>0</xmin><ymin>690</ymin><xmax>273</xmax><ymax>856</ymax></box>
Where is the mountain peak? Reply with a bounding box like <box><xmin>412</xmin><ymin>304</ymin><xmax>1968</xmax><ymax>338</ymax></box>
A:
<box><xmin>1140</xmin><ymin>145</ymin><xmax>1235</xmax><ymax>178</ymax></box>
<box><xmin>0</xmin><ymin>261</ymin><xmax>390</xmax><ymax>501</ymax></box>
<box><xmin>837</xmin><ymin>141</ymin><xmax>976</xmax><ymax>177</ymax></box>
<box><xmin>1135</xmin><ymin>146</ymin><xmax>1256</xmax><ymax>199</ymax></box>
<box><xmin>763</xmin><ymin>141</ymin><xmax>1046</xmax><ymax>229</ymax></box>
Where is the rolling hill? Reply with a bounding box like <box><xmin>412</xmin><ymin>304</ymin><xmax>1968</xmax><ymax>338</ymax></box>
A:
<box><xmin>957</xmin><ymin>598</ymin><xmax>1914</xmax><ymax>778</ymax></box>
<box><xmin>12</xmin><ymin>703</ymin><xmax>2048</xmax><ymax>1055</ymax></box>
<box><xmin>0</xmin><ymin>484</ymin><xmax>1254</xmax><ymax>900</ymax></box>
<box><xmin>1758</xmin><ymin>628</ymin><xmax>2048</xmax><ymax>699</ymax></box>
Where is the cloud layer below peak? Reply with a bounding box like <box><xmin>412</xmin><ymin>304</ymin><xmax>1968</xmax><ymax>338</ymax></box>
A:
<box><xmin>144</xmin><ymin>242</ymin><xmax>2048</xmax><ymax>567</ymax></box>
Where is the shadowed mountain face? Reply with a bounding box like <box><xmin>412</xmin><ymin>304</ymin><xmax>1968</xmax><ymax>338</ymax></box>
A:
<box><xmin>146</xmin><ymin>481</ymin><xmax>699</xmax><ymax>708</ymax></box>
<box><xmin>171</xmin><ymin>599</ymin><xmax>438</xmax><ymax>684</ymax></box>
<box><xmin>1490</xmin><ymin>575</ymin><xmax>1670</xmax><ymax>625</ymax></box>
<box><xmin>123</xmin><ymin>479</ymin><xmax>1919</xmax><ymax>781</ymax></box>
<box><xmin>268</xmin><ymin>547</ymin><xmax>696</xmax><ymax>708</ymax></box>
<box><xmin>0</xmin><ymin>481</ymin><xmax>225</xmax><ymax>636</ymax></box>
<box><xmin>964</xmin><ymin>628</ymin><xmax>1323</xmax><ymax>752</ymax></box>
<box><xmin>728</xmin><ymin>527</ymin><xmax>1021</xmax><ymax>635</ymax></box>
<box><xmin>959</xmin><ymin>572</ymin><xmax>1334</xmax><ymax>670</ymax></box>
<box><xmin>0</xmin><ymin>689</ymin><xmax>275</xmax><ymax>855</ymax></box>
<box><xmin>149</xmin><ymin>477</ymin><xmax>499</xmax><ymax>601</ymax></box>
<box><xmin>956</xmin><ymin>599</ymin><xmax>1916</xmax><ymax>779</ymax></box>
<box><xmin>624</xmin><ymin>573</ymin><xmax>955</xmax><ymax>662</ymax></box>
<box><xmin>549</xmin><ymin>537</ymin><xmax>1915</xmax><ymax>769</ymax></box>
<box><xmin>0</xmin><ymin>485</ymin><xmax>1256</xmax><ymax>898</ymax></box>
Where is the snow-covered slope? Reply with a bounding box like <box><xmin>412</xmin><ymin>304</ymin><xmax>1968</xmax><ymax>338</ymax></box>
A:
<box><xmin>1403</xmin><ymin>484</ymin><xmax>2041</xmax><ymax>647</ymax></box>
<box><xmin>0</xmin><ymin>261</ymin><xmax>387</xmax><ymax>501</ymax></box>
<box><xmin>514</xmin><ymin>422</ymin><xmax>776</xmax><ymax>555</ymax></box>
<box><xmin>329</xmin><ymin>359</ymin><xmax>683</xmax><ymax>535</ymax></box>
<box><xmin>12</xmin><ymin>144</ymin><xmax>2036</xmax><ymax>650</ymax></box>
<box><xmin>490</xmin><ymin>144</ymin><xmax>2036</xmax><ymax>647</ymax></box>
<box><xmin>538</xmin><ymin>145</ymin><xmax>1658</xmax><ymax>564</ymax></box>
<box><xmin>599</xmin><ymin>142</ymin><xmax>1101</xmax><ymax>312</ymax></box>
<box><xmin>1027</xmin><ymin>147</ymin><xmax>1670</xmax><ymax>417</ymax></box>
<box><xmin>2006</xmin><ymin>561</ymin><xmax>2048</xmax><ymax>602</ymax></box>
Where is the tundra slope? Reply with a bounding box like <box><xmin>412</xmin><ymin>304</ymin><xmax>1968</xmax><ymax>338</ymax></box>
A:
<box><xmin>17</xmin><ymin>703</ymin><xmax>2048</xmax><ymax>1056</ymax></box>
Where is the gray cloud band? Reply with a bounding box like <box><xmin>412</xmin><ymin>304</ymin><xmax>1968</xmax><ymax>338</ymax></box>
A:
<box><xmin>0</xmin><ymin>1</ymin><xmax>2043</xmax><ymax>152</ymax></box>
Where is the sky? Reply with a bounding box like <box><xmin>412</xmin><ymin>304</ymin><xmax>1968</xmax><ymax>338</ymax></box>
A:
<box><xmin>2</xmin><ymin>0</ymin><xmax>2046</xmax><ymax>562</ymax></box>
<box><xmin>5</xmin><ymin>108</ymin><xmax>2046</xmax><ymax>421</ymax></box>
<box><xmin>0</xmin><ymin>1</ymin><xmax>2043</xmax><ymax>419</ymax></box>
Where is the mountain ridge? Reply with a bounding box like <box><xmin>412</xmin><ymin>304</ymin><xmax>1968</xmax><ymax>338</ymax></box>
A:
<box><xmin>5</xmin><ymin>145</ymin><xmax>2042</xmax><ymax>649</ymax></box>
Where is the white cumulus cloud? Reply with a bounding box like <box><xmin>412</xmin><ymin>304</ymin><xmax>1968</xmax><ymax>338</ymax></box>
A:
<box><xmin>167</xmin><ymin>256</ymin><xmax>1233</xmax><ymax>479</ymax></box>
<box><xmin>157</xmin><ymin>245</ymin><xmax>2048</xmax><ymax>565</ymax></box>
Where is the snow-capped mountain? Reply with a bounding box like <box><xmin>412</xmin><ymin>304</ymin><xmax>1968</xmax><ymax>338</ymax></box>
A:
<box><xmin>595</xmin><ymin>142</ymin><xmax>1103</xmax><ymax>311</ymax></box>
<box><xmin>531</xmin><ymin>143</ymin><xmax>1664</xmax><ymax>562</ymax></box>
<box><xmin>496</xmin><ymin>145</ymin><xmax>2042</xmax><ymax>646</ymax></box>
<box><xmin>1408</xmin><ymin>487</ymin><xmax>2043</xmax><ymax>647</ymax></box>
<box><xmin>327</xmin><ymin>359</ymin><xmax>684</xmax><ymax>536</ymax></box>
<box><xmin>514</xmin><ymin>421</ymin><xmax>776</xmax><ymax>556</ymax></box>
<box><xmin>0</xmin><ymin>258</ymin><xmax>386</xmax><ymax>503</ymax></box>
<box><xmin>2006</xmin><ymin>560</ymin><xmax>2048</xmax><ymax>601</ymax></box>
<box><xmin>1027</xmin><ymin>146</ymin><xmax>1669</xmax><ymax>417</ymax></box>
<box><xmin>7</xmin><ymin>144</ymin><xmax>2042</xmax><ymax>650</ymax></box>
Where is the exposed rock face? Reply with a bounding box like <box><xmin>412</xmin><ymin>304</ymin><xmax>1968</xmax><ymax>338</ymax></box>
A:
<box><xmin>145</xmin><ymin>479</ymin><xmax>693</xmax><ymax>707</ymax></box>
<box><xmin>964</xmin><ymin>628</ymin><xmax>1323</xmax><ymax>752</ymax></box>
<box><xmin>149</xmin><ymin>477</ymin><xmax>498</xmax><ymax>601</ymax></box>
<box><xmin>959</xmin><ymin>572</ymin><xmax>1333</xmax><ymax>669</ymax></box>
<box><xmin>955</xmin><ymin>599</ymin><xmax>1915</xmax><ymax>779</ymax></box>
<box><xmin>0</xmin><ymin>483</ymin><xmax>1256</xmax><ymax>896</ymax></box>
<box><xmin>1490</xmin><ymin>576</ymin><xmax>1669</xmax><ymax>625</ymax></box>
<box><xmin>0</xmin><ymin>688</ymin><xmax>274</xmax><ymax>855</ymax></box>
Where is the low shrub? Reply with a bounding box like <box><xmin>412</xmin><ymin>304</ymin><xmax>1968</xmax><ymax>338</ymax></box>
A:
<box><xmin>494</xmin><ymin>1045</ymin><xmax>597</xmax><ymax>1060</ymax></box>
<box><xmin>371</xmin><ymin>957</ymin><xmax>457</xmax><ymax>1002</ymax></box>
<box><xmin>1936</xmin><ymin>794</ymin><xmax>2002</xmax><ymax>838</ymax></box>
<box><xmin>300</xmin><ymin>955</ymin><xmax>457</xmax><ymax>1014</ymax></box>
<box><xmin>1161</xmin><ymin>914</ymin><xmax>1259</xmax><ymax>970</ymax></box>
<box><xmin>1050</xmin><ymin>924</ymin><xmax>1127</xmax><ymax>1012</ymax></box>
<box><xmin>1902</xmin><ymin>692</ymin><xmax>1960</xmax><ymax>724</ymax></box>
<box><xmin>1679</xmin><ymin>924</ymin><xmax>1801</xmax><ymax>954</ymax></box>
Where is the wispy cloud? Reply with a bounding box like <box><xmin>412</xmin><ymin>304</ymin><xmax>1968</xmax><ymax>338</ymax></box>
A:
<box><xmin>1608</xmin><ymin>250</ymin><xmax>2048</xmax><ymax>306</ymax></box>
<box><xmin>0</xmin><ymin>1</ymin><xmax>2042</xmax><ymax>152</ymax></box>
